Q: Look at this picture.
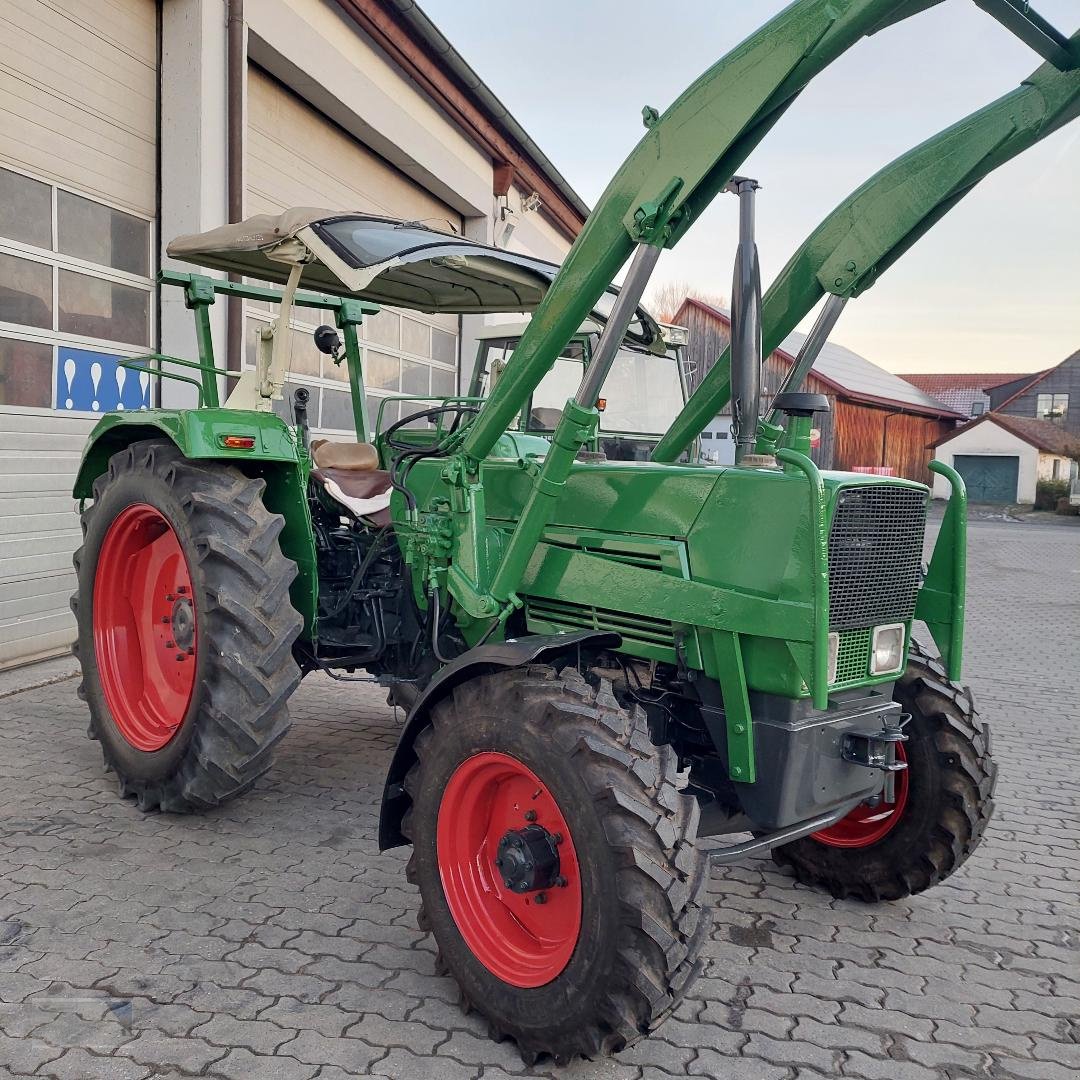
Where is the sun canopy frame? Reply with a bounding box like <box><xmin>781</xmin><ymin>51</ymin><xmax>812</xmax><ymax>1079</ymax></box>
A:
<box><xmin>166</xmin><ymin>210</ymin><xmax>661</xmax><ymax>348</ymax></box>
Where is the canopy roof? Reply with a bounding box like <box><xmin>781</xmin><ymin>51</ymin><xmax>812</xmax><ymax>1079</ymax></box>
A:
<box><xmin>167</xmin><ymin>210</ymin><xmax>660</xmax><ymax>347</ymax></box>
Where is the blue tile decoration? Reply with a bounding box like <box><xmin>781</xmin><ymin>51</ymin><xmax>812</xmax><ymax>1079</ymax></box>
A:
<box><xmin>57</xmin><ymin>347</ymin><xmax>151</xmax><ymax>413</ymax></box>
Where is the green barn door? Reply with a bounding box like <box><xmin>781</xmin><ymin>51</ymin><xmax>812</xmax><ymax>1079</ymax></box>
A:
<box><xmin>953</xmin><ymin>455</ymin><xmax>1020</xmax><ymax>503</ymax></box>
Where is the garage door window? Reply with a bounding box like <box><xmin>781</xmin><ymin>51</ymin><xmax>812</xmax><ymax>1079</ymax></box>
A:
<box><xmin>0</xmin><ymin>165</ymin><xmax>154</xmax><ymax>414</ymax></box>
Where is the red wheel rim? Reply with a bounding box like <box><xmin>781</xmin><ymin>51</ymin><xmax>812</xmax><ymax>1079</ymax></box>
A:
<box><xmin>812</xmin><ymin>743</ymin><xmax>909</xmax><ymax>848</ymax></box>
<box><xmin>92</xmin><ymin>503</ymin><xmax>197</xmax><ymax>752</ymax></box>
<box><xmin>437</xmin><ymin>751</ymin><xmax>582</xmax><ymax>988</ymax></box>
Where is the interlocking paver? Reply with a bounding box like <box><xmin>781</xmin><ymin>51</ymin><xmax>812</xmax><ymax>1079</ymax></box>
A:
<box><xmin>0</xmin><ymin>515</ymin><xmax>1077</xmax><ymax>1077</ymax></box>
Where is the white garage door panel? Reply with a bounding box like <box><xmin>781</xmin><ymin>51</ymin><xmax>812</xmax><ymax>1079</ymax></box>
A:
<box><xmin>246</xmin><ymin>68</ymin><xmax>463</xmax><ymax>436</ymax></box>
<box><xmin>0</xmin><ymin>408</ymin><xmax>94</xmax><ymax>668</ymax></box>
<box><xmin>0</xmin><ymin>0</ymin><xmax>157</xmax><ymax>214</ymax></box>
<box><xmin>0</xmin><ymin>578</ymin><xmax>73</xmax><ymax>624</ymax></box>
<box><xmin>0</xmin><ymin>535</ymin><xmax>81</xmax><ymax>587</ymax></box>
<box><xmin>0</xmin><ymin>612</ymin><xmax>75</xmax><ymax>668</ymax></box>
<box><xmin>247</xmin><ymin>68</ymin><xmax>457</xmax><ymax>228</ymax></box>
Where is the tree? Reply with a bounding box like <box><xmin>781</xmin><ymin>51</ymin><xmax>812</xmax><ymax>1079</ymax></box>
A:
<box><xmin>646</xmin><ymin>279</ymin><xmax>727</xmax><ymax>322</ymax></box>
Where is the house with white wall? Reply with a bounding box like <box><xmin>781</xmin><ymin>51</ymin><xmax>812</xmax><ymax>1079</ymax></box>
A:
<box><xmin>930</xmin><ymin>413</ymin><xmax>1078</xmax><ymax>504</ymax></box>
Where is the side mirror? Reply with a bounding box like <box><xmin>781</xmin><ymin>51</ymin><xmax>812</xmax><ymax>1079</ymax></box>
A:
<box><xmin>314</xmin><ymin>325</ymin><xmax>342</xmax><ymax>358</ymax></box>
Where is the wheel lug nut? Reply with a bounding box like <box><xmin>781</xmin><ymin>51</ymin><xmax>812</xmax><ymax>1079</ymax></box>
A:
<box><xmin>177</xmin><ymin>585</ymin><xmax>188</xmax><ymax>594</ymax></box>
<box><xmin>524</xmin><ymin>810</ymin><xmax>537</xmax><ymax>822</ymax></box>
<box><xmin>161</xmin><ymin>616</ymin><xmax>170</xmax><ymax>624</ymax></box>
<box><xmin>166</xmin><ymin>640</ymin><xmax>175</xmax><ymax>649</ymax></box>
<box><xmin>554</xmin><ymin>832</ymin><xmax>563</xmax><ymax>845</ymax></box>
<box><xmin>534</xmin><ymin>892</ymin><xmax>547</xmax><ymax>905</ymax></box>
<box><xmin>176</xmin><ymin>654</ymin><xmax>186</xmax><ymax>662</ymax></box>
<box><xmin>555</xmin><ymin>876</ymin><xmax>568</xmax><ymax>888</ymax></box>
<box><xmin>166</xmin><ymin>593</ymin><xmax>175</xmax><ymax>602</ymax></box>
<box><xmin>187</xmin><ymin>646</ymin><xmax>194</xmax><ymax>656</ymax></box>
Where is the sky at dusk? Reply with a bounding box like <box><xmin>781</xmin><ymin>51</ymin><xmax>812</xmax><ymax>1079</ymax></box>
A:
<box><xmin>420</xmin><ymin>0</ymin><xmax>1079</xmax><ymax>375</ymax></box>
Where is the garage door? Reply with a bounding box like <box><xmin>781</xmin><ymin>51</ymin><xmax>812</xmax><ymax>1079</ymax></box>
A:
<box><xmin>0</xmin><ymin>0</ymin><xmax>157</xmax><ymax>668</ymax></box>
<box><xmin>246</xmin><ymin>68</ymin><xmax>463</xmax><ymax>438</ymax></box>
<box><xmin>953</xmin><ymin>454</ymin><xmax>1020</xmax><ymax>503</ymax></box>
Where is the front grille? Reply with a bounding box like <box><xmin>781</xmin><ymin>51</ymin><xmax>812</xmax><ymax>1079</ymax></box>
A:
<box><xmin>828</xmin><ymin>485</ymin><xmax>928</xmax><ymax>631</ymax></box>
<box><xmin>834</xmin><ymin>628</ymin><xmax>871</xmax><ymax>685</ymax></box>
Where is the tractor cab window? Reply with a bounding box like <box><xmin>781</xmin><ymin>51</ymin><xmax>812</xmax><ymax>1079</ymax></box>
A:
<box><xmin>598</xmin><ymin>348</ymin><xmax>685</xmax><ymax>435</ymax></box>
<box><xmin>526</xmin><ymin>342</ymin><xmax>587</xmax><ymax>429</ymax></box>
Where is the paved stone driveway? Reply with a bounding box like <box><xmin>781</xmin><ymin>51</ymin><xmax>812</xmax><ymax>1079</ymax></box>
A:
<box><xmin>1</xmin><ymin>517</ymin><xmax>1078</xmax><ymax>1080</ymax></box>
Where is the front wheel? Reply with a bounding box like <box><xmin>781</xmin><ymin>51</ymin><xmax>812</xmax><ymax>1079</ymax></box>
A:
<box><xmin>402</xmin><ymin>665</ymin><xmax>710</xmax><ymax>1063</ymax></box>
<box><xmin>772</xmin><ymin>640</ymin><xmax>997</xmax><ymax>902</ymax></box>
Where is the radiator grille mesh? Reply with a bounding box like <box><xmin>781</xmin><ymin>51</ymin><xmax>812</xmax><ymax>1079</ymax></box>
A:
<box><xmin>834</xmin><ymin>628</ymin><xmax>871</xmax><ymax>686</ymax></box>
<box><xmin>828</xmin><ymin>485</ymin><xmax>928</xmax><ymax>631</ymax></box>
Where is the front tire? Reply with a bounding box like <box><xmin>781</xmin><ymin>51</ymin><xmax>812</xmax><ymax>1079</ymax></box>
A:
<box><xmin>72</xmin><ymin>439</ymin><xmax>303</xmax><ymax>812</ymax></box>
<box><xmin>771</xmin><ymin>640</ymin><xmax>997</xmax><ymax>901</ymax></box>
<box><xmin>402</xmin><ymin>664</ymin><xmax>710</xmax><ymax>1063</ymax></box>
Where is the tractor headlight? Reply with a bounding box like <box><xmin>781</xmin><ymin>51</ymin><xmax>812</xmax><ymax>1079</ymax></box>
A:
<box><xmin>827</xmin><ymin>632</ymin><xmax>839</xmax><ymax>685</ymax></box>
<box><xmin>870</xmin><ymin>623</ymin><xmax>905</xmax><ymax>675</ymax></box>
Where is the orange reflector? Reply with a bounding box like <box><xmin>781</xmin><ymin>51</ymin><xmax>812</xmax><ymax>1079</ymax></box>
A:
<box><xmin>596</xmin><ymin>398</ymin><xmax>607</xmax><ymax>412</ymax></box>
<box><xmin>222</xmin><ymin>435</ymin><xmax>256</xmax><ymax>449</ymax></box>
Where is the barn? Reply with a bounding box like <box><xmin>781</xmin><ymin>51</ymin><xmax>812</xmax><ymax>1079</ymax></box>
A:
<box><xmin>674</xmin><ymin>297</ymin><xmax>960</xmax><ymax>483</ymax></box>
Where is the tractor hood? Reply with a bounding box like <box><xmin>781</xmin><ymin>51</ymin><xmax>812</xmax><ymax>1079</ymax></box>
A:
<box><xmin>167</xmin><ymin>209</ymin><xmax>661</xmax><ymax>347</ymax></box>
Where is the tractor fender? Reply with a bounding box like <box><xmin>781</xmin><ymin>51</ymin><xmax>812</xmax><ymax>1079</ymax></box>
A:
<box><xmin>378</xmin><ymin>630</ymin><xmax>621</xmax><ymax>850</ymax></box>
<box><xmin>71</xmin><ymin>409</ymin><xmax>319</xmax><ymax>637</ymax></box>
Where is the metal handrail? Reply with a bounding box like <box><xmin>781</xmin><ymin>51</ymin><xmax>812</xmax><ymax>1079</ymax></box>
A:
<box><xmin>776</xmin><ymin>448</ymin><xmax>830</xmax><ymax>709</ymax></box>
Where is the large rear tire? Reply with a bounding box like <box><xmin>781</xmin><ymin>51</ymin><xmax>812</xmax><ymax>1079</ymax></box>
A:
<box><xmin>72</xmin><ymin>439</ymin><xmax>302</xmax><ymax>812</ymax></box>
<box><xmin>402</xmin><ymin>664</ymin><xmax>710</xmax><ymax>1064</ymax></box>
<box><xmin>771</xmin><ymin>640</ymin><xmax>997</xmax><ymax>901</ymax></box>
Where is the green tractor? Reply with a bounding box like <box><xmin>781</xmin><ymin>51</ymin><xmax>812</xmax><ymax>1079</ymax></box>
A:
<box><xmin>72</xmin><ymin>0</ymin><xmax>1079</xmax><ymax>1063</ymax></box>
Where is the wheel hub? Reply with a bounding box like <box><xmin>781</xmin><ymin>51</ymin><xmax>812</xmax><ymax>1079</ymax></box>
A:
<box><xmin>495</xmin><ymin>824</ymin><xmax>561</xmax><ymax>894</ymax></box>
<box><xmin>170</xmin><ymin>596</ymin><xmax>195</xmax><ymax>653</ymax></box>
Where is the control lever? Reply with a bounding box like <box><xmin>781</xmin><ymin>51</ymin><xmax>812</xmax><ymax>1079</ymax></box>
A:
<box><xmin>292</xmin><ymin>386</ymin><xmax>311</xmax><ymax>453</ymax></box>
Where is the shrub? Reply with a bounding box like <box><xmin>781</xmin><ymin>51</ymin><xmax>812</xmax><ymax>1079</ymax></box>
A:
<box><xmin>1035</xmin><ymin>479</ymin><xmax>1069</xmax><ymax>510</ymax></box>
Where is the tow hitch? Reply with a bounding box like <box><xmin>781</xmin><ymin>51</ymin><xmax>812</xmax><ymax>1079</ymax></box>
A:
<box><xmin>842</xmin><ymin>714</ymin><xmax>909</xmax><ymax>805</ymax></box>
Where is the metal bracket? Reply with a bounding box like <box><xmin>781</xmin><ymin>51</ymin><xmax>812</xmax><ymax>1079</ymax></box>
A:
<box><xmin>972</xmin><ymin>0</ymin><xmax>1077</xmax><ymax>71</ymax></box>
<box><xmin>707</xmin><ymin>804</ymin><xmax>851</xmax><ymax>865</ymax></box>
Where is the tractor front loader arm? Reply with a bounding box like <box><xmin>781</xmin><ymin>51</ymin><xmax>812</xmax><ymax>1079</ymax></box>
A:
<box><xmin>652</xmin><ymin>28</ymin><xmax>1080</xmax><ymax>462</ymax></box>
<box><xmin>462</xmin><ymin>0</ymin><xmax>952</xmax><ymax>464</ymax></box>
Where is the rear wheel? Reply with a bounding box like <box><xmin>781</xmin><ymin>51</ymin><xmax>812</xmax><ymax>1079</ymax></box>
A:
<box><xmin>771</xmin><ymin>641</ymin><xmax>996</xmax><ymax>901</ymax></box>
<box><xmin>72</xmin><ymin>439</ymin><xmax>302</xmax><ymax>812</ymax></box>
<box><xmin>403</xmin><ymin>665</ymin><xmax>710</xmax><ymax>1063</ymax></box>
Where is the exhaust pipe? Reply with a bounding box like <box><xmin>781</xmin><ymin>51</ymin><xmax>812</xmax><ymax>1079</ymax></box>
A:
<box><xmin>727</xmin><ymin>177</ymin><xmax>763</xmax><ymax>464</ymax></box>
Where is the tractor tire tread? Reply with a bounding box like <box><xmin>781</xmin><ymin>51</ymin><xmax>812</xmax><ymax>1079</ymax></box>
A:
<box><xmin>403</xmin><ymin>663</ymin><xmax>710</xmax><ymax>1062</ymax></box>
<box><xmin>72</xmin><ymin>438</ymin><xmax>302</xmax><ymax>813</ymax></box>
<box><xmin>770</xmin><ymin>639</ymin><xmax>996</xmax><ymax>902</ymax></box>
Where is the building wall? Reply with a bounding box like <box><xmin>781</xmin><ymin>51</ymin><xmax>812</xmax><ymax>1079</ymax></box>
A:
<box><xmin>0</xmin><ymin>0</ymin><xmax>159</xmax><ymax>668</ymax></box>
<box><xmin>676</xmin><ymin>301</ymin><xmax>843</xmax><ymax>472</ymax></box>
<box><xmin>990</xmin><ymin>352</ymin><xmax>1080</xmax><ymax>436</ymax></box>
<box><xmin>932</xmin><ymin>421</ymin><xmax>1039</xmax><ymax>503</ymax></box>
<box><xmin>1037</xmin><ymin>451</ymin><xmax>1074</xmax><ymax>484</ymax></box>
<box><xmin>832</xmin><ymin>401</ymin><xmax>950</xmax><ymax>486</ymax></box>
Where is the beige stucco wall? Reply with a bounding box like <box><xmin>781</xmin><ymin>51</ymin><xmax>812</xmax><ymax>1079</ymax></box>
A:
<box><xmin>1037</xmin><ymin>451</ymin><xmax>1073</xmax><ymax>483</ymax></box>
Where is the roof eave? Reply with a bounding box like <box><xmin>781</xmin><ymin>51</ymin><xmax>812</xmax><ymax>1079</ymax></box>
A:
<box><xmin>341</xmin><ymin>0</ymin><xmax>588</xmax><ymax>240</ymax></box>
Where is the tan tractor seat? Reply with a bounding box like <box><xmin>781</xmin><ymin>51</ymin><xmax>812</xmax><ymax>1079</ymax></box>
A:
<box><xmin>310</xmin><ymin>439</ymin><xmax>380</xmax><ymax>471</ymax></box>
<box><xmin>309</xmin><ymin>440</ymin><xmax>392</xmax><ymax>523</ymax></box>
